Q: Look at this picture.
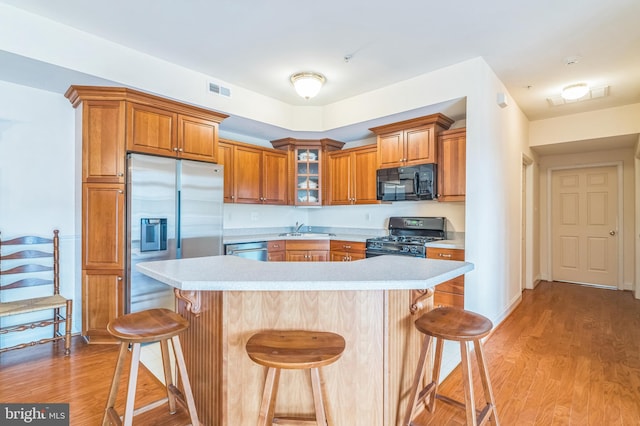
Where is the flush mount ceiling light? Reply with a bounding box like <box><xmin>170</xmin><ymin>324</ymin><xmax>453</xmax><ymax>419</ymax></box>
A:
<box><xmin>561</xmin><ymin>83</ymin><xmax>590</xmax><ymax>100</ymax></box>
<box><xmin>290</xmin><ymin>72</ymin><xmax>325</xmax><ymax>99</ymax></box>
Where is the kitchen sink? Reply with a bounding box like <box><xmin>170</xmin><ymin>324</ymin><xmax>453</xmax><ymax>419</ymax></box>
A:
<box><xmin>278</xmin><ymin>232</ymin><xmax>335</xmax><ymax>238</ymax></box>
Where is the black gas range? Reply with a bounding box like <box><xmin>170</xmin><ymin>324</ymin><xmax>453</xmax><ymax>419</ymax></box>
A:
<box><xmin>365</xmin><ymin>217</ymin><xmax>446</xmax><ymax>258</ymax></box>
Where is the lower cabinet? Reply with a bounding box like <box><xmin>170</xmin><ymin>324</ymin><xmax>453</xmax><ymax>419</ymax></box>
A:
<box><xmin>285</xmin><ymin>240</ymin><xmax>329</xmax><ymax>262</ymax></box>
<box><xmin>426</xmin><ymin>247</ymin><xmax>465</xmax><ymax>308</ymax></box>
<box><xmin>267</xmin><ymin>240</ymin><xmax>286</xmax><ymax>261</ymax></box>
<box><xmin>82</xmin><ymin>270</ymin><xmax>125</xmax><ymax>343</ymax></box>
<box><xmin>330</xmin><ymin>240</ymin><xmax>366</xmax><ymax>261</ymax></box>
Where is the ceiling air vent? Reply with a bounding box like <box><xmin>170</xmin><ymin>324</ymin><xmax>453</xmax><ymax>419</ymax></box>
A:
<box><xmin>208</xmin><ymin>81</ymin><xmax>231</xmax><ymax>98</ymax></box>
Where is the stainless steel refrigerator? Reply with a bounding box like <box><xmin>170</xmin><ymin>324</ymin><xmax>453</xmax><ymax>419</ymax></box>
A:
<box><xmin>127</xmin><ymin>153</ymin><xmax>224</xmax><ymax>313</ymax></box>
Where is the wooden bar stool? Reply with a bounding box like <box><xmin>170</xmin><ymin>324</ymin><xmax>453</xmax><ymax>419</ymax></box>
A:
<box><xmin>245</xmin><ymin>330</ymin><xmax>346</xmax><ymax>426</ymax></box>
<box><xmin>102</xmin><ymin>308</ymin><xmax>200</xmax><ymax>426</ymax></box>
<box><xmin>404</xmin><ymin>307</ymin><xmax>499</xmax><ymax>426</ymax></box>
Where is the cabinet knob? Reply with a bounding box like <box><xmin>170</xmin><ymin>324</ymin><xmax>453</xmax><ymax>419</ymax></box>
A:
<box><xmin>117</xmin><ymin>276</ymin><xmax>123</xmax><ymax>281</ymax></box>
<box><xmin>118</xmin><ymin>190</ymin><xmax>124</xmax><ymax>194</ymax></box>
<box><xmin>438</xmin><ymin>253</ymin><xmax>453</xmax><ymax>258</ymax></box>
<box><xmin>118</xmin><ymin>173</ymin><xmax>124</xmax><ymax>177</ymax></box>
<box><xmin>343</xmin><ymin>245</ymin><xmax>351</xmax><ymax>249</ymax></box>
<box><xmin>173</xmin><ymin>147</ymin><xmax>179</xmax><ymax>152</ymax></box>
<box><xmin>179</xmin><ymin>148</ymin><xmax>183</xmax><ymax>152</ymax></box>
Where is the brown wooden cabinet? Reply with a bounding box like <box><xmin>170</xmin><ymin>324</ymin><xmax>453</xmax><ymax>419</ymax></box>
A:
<box><xmin>82</xmin><ymin>271</ymin><xmax>125</xmax><ymax>342</ymax></box>
<box><xmin>267</xmin><ymin>240</ymin><xmax>286</xmax><ymax>262</ymax></box>
<box><xmin>82</xmin><ymin>183</ymin><xmax>125</xmax><ymax>270</ymax></box>
<box><xmin>370</xmin><ymin>113</ymin><xmax>454</xmax><ymax>169</ymax></box>
<box><xmin>271</xmin><ymin>138</ymin><xmax>344</xmax><ymax>206</ymax></box>
<box><xmin>66</xmin><ymin>85</ymin><xmax>227</xmax><ymax>342</ymax></box>
<box><xmin>285</xmin><ymin>240</ymin><xmax>329</xmax><ymax>262</ymax></box>
<box><xmin>327</xmin><ymin>145</ymin><xmax>378</xmax><ymax>205</ymax></box>
<box><xmin>81</xmin><ymin>183</ymin><xmax>125</xmax><ymax>342</ymax></box>
<box><xmin>218</xmin><ymin>141</ymin><xmax>235</xmax><ymax>203</ymax></box>
<box><xmin>219</xmin><ymin>139</ymin><xmax>288</xmax><ymax>205</ymax></box>
<box><xmin>437</xmin><ymin>127</ymin><xmax>466</xmax><ymax>202</ymax></box>
<box><xmin>426</xmin><ymin>247</ymin><xmax>465</xmax><ymax>308</ymax></box>
<box><xmin>80</xmin><ymin>100</ymin><xmax>126</xmax><ymax>183</ymax></box>
<box><xmin>330</xmin><ymin>240</ymin><xmax>366</xmax><ymax>261</ymax></box>
<box><xmin>126</xmin><ymin>102</ymin><xmax>222</xmax><ymax>162</ymax></box>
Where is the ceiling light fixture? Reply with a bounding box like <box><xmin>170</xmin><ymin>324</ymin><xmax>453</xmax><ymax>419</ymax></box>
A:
<box><xmin>290</xmin><ymin>72</ymin><xmax>325</xmax><ymax>99</ymax></box>
<box><xmin>561</xmin><ymin>83</ymin><xmax>589</xmax><ymax>100</ymax></box>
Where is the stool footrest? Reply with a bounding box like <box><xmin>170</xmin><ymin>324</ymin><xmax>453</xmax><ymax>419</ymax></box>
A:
<box><xmin>436</xmin><ymin>394</ymin><xmax>495</xmax><ymax>425</ymax></box>
<box><xmin>272</xmin><ymin>416</ymin><xmax>321</xmax><ymax>425</ymax></box>
<box><xmin>133</xmin><ymin>397</ymin><xmax>170</xmax><ymax>416</ymax></box>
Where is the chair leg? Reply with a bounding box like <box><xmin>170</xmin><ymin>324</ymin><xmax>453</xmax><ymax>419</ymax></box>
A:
<box><xmin>318</xmin><ymin>367</ymin><xmax>336</xmax><ymax>426</ymax></box>
<box><xmin>102</xmin><ymin>342</ymin><xmax>129</xmax><ymax>426</ymax></box>
<box><xmin>160</xmin><ymin>339</ymin><xmax>177</xmax><ymax>414</ymax></box>
<box><xmin>310</xmin><ymin>367</ymin><xmax>328</xmax><ymax>426</ymax></box>
<box><xmin>258</xmin><ymin>367</ymin><xmax>280</xmax><ymax>426</ymax></box>
<box><xmin>122</xmin><ymin>343</ymin><xmax>142</xmax><ymax>426</ymax></box>
<box><xmin>403</xmin><ymin>334</ymin><xmax>434</xmax><ymax>426</ymax></box>
<box><xmin>474</xmin><ymin>339</ymin><xmax>500</xmax><ymax>426</ymax></box>
<box><xmin>171</xmin><ymin>335</ymin><xmax>200</xmax><ymax>426</ymax></box>
<box><xmin>459</xmin><ymin>341</ymin><xmax>478</xmax><ymax>426</ymax></box>
<box><xmin>64</xmin><ymin>300</ymin><xmax>72</xmax><ymax>355</ymax></box>
<box><xmin>427</xmin><ymin>337</ymin><xmax>444</xmax><ymax>413</ymax></box>
<box><xmin>54</xmin><ymin>307</ymin><xmax>60</xmax><ymax>339</ymax></box>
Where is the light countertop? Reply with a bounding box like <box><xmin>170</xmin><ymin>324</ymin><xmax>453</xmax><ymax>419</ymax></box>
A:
<box><xmin>136</xmin><ymin>254</ymin><xmax>473</xmax><ymax>291</ymax></box>
<box><xmin>223</xmin><ymin>233</ymin><xmax>465</xmax><ymax>249</ymax></box>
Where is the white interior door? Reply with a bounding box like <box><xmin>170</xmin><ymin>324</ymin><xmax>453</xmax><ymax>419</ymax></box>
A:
<box><xmin>551</xmin><ymin>166</ymin><xmax>619</xmax><ymax>287</ymax></box>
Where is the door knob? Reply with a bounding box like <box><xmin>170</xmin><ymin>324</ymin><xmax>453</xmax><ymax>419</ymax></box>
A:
<box><xmin>609</xmin><ymin>230</ymin><xmax>616</xmax><ymax>236</ymax></box>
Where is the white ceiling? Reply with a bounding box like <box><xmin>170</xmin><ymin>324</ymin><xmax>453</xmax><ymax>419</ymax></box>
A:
<box><xmin>1</xmin><ymin>0</ymin><xmax>639</xmax><ymax>145</ymax></box>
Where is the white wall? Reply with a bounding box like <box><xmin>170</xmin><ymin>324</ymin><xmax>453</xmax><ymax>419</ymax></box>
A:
<box><xmin>224</xmin><ymin>202</ymin><xmax>465</xmax><ymax>235</ymax></box>
<box><xmin>530</xmin><ymin>103</ymin><xmax>640</xmax><ymax>146</ymax></box>
<box><xmin>636</xmin><ymin>140</ymin><xmax>640</xmax><ymax>299</ymax></box>
<box><xmin>0</xmin><ymin>81</ymin><xmax>81</xmax><ymax>344</ymax></box>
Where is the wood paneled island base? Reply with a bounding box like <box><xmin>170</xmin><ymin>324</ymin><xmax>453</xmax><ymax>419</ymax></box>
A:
<box><xmin>178</xmin><ymin>289</ymin><xmax>431</xmax><ymax>426</ymax></box>
<box><xmin>136</xmin><ymin>255</ymin><xmax>473</xmax><ymax>426</ymax></box>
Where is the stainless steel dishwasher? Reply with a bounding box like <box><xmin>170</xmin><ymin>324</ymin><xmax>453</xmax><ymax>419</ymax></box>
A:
<box><xmin>224</xmin><ymin>241</ymin><xmax>268</xmax><ymax>261</ymax></box>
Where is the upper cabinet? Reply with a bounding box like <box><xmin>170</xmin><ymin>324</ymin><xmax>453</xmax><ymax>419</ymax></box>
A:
<box><xmin>78</xmin><ymin>100</ymin><xmax>126</xmax><ymax>183</ymax></box>
<box><xmin>327</xmin><ymin>145</ymin><xmax>378</xmax><ymax>205</ymax></box>
<box><xmin>370</xmin><ymin>113</ymin><xmax>454</xmax><ymax>169</ymax></box>
<box><xmin>219</xmin><ymin>139</ymin><xmax>288</xmax><ymax>205</ymax></box>
<box><xmin>126</xmin><ymin>103</ymin><xmax>176</xmax><ymax>157</ymax></box>
<box><xmin>271</xmin><ymin>138</ymin><xmax>344</xmax><ymax>206</ymax></box>
<box><xmin>126</xmin><ymin>103</ymin><xmax>223</xmax><ymax>162</ymax></box>
<box><xmin>66</xmin><ymin>85</ymin><xmax>228</xmax><ymax>164</ymax></box>
<box><xmin>437</xmin><ymin>127</ymin><xmax>466</xmax><ymax>202</ymax></box>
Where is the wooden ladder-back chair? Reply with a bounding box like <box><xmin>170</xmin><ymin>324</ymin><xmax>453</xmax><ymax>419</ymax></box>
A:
<box><xmin>0</xmin><ymin>229</ymin><xmax>72</xmax><ymax>355</ymax></box>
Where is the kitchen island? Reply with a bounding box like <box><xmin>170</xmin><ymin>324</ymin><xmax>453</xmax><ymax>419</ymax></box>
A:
<box><xmin>137</xmin><ymin>255</ymin><xmax>473</xmax><ymax>426</ymax></box>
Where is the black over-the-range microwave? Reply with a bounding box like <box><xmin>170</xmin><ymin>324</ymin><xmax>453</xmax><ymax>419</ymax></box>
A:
<box><xmin>376</xmin><ymin>163</ymin><xmax>437</xmax><ymax>201</ymax></box>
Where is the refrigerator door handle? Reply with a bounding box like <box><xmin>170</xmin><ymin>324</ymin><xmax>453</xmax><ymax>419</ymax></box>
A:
<box><xmin>176</xmin><ymin>189</ymin><xmax>182</xmax><ymax>253</ymax></box>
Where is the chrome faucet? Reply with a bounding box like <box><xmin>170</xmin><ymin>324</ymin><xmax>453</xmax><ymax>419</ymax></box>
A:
<box><xmin>294</xmin><ymin>222</ymin><xmax>305</xmax><ymax>233</ymax></box>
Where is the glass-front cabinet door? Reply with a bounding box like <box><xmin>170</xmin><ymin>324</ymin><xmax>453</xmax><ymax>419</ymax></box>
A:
<box><xmin>295</xmin><ymin>147</ymin><xmax>321</xmax><ymax>205</ymax></box>
<box><xmin>270</xmin><ymin>137</ymin><xmax>345</xmax><ymax>206</ymax></box>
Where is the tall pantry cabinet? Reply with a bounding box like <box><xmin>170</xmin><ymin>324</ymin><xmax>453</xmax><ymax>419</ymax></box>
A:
<box><xmin>65</xmin><ymin>86</ymin><xmax>227</xmax><ymax>343</ymax></box>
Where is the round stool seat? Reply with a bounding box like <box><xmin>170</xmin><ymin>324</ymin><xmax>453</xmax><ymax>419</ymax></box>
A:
<box><xmin>107</xmin><ymin>308</ymin><xmax>189</xmax><ymax>343</ymax></box>
<box><xmin>415</xmin><ymin>307</ymin><xmax>493</xmax><ymax>341</ymax></box>
<box><xmin>246</xmin><ymin>330</ymin><xmax>345</xmax><ymax>370</ymax></box>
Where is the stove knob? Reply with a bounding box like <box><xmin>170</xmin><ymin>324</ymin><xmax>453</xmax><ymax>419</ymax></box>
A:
<box><xmin>401</xmin><ymin>246</ymin><xmax>410</xmax><ymax>252</ymax></box>
<box><xmin>410</xmin><ymin>247</ymin><xmax>418</xmax><ymax>253</ymax></box>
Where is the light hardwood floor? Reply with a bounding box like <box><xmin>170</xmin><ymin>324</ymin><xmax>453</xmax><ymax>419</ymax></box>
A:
<box><xmin>1</xmin><ymin>281</ymin><xmax>639</xmax><ymax>425</ymax></box>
